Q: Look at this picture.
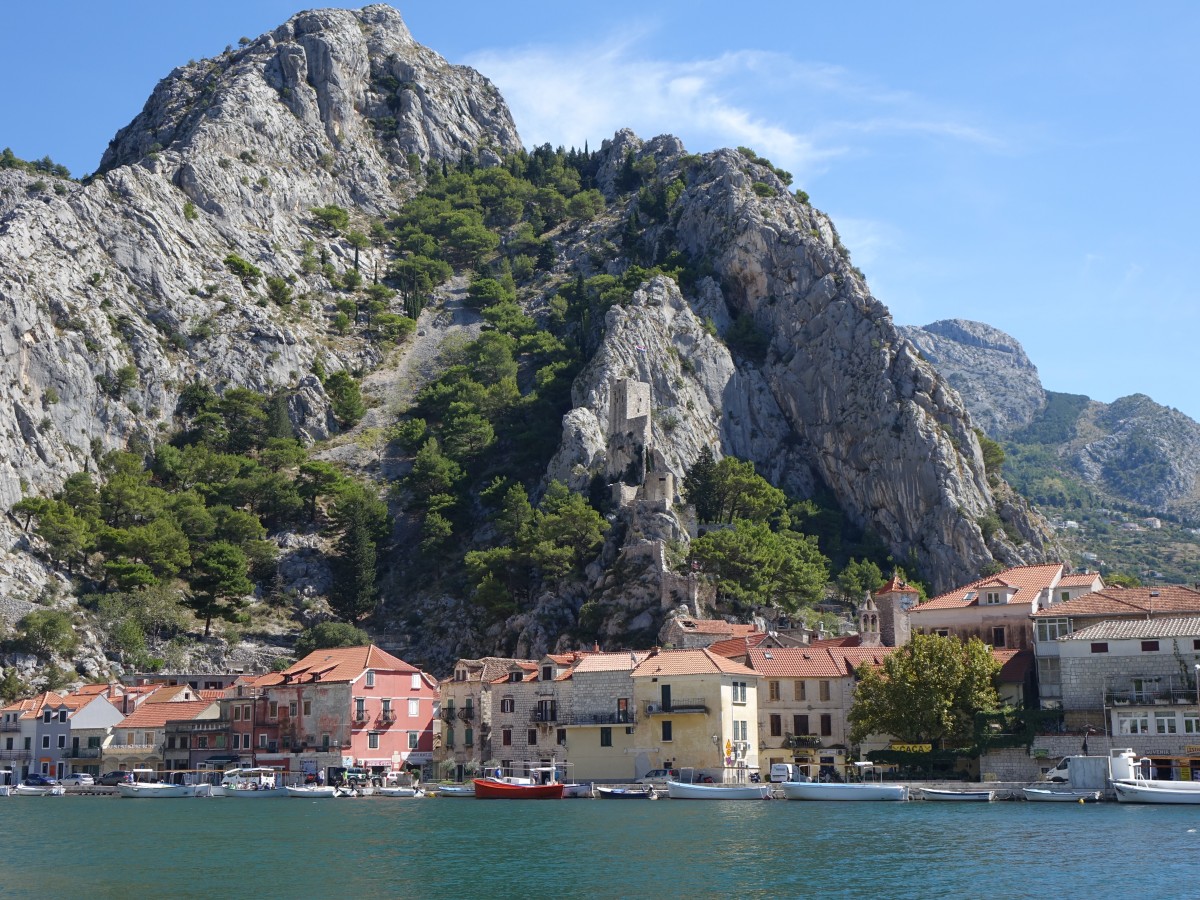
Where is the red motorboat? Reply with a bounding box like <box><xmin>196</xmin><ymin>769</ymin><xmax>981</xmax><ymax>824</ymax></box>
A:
<box><xmin>472</xmin><ymin>777</ymin><xmax>565</xmax><ymax>799</ymax></box>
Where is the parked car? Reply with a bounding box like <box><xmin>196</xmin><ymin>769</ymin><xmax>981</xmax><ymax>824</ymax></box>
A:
<box><xmin>23</xmin><ymin>774</ymin><xmax>59</xmax><ymax>786</ymax></box>
<box><xmin>61</xmin><ymin>773</ymin><xmax>95</xmax><ymax>786</ymax></box>
<box><xmin>97</xmin><ymin>771</ymin><xmax>134</xmax><ymax>785</ymax></box>
<box><xmin>635</xmin><ymin>768</ymin><xmax>680</xmax><ymax>785</ymax></box>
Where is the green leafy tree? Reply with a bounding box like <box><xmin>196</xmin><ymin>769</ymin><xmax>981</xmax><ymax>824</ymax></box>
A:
<box><xmin>328</xmin><ymin>484</ymin><xmax>388</xmax><ymax>623</ymax></box>
<box><xmin>406</xmin><ymin>438</ymin><xmax>463</xmax><ymax>506</ymax></box>
<box><xmin>527</xmin><ymin>481</ymin><xmax>609</xmax><ymax>578</ymax></box>
<box><xmin>441</xmin><ymin>401</ymin><xmax>495</xmax><ymax>463</ymax></box>
<box><xmin>686</xmin><ymin>455</ymin><xmax>787</xmax><ymax>525</ymax></box>
<box><xmin>0</xmin><ymin>668</ymin><xmax>30</xmax><ymax>704</ymax></box>
<box><xmin>265</xmin><ymin>276</ymin><xmax>293</xmax><ymax>306</ymax></box>
<box><xmin>848</xmin><ymin>633</ymin><xmax>1001</xmax><ymax>747</ymax></box>
<box><xmin>189</xmin><ymin>542</ymin><xmax>253</xmax><ymax>637</ymax></box>
<box><xmin>324</xmin><ymin>371</ymin><xmax>366</xmax><ymax>428</ymax></box>
<box><xmin>689</xmin><ymin>519</ymin><xmax>827</xmax><ymax>612</ymax></box>
<box><xmin>310</xmin><ymin>204</ymin><xmax>350</xmax><ymax>233</ymax></box>
<box><xmin>682</xmin><ymin>447</ymin><xmax>719</xmax><ymax>522</ymax></box>
<box><xmin>837</xmin><ymin>558</ymin><xmax>884</xmax><ymax>603</ymax></box>
<box><xmin>295</xmin><ymin>621</ymin><xmax>370</xmax><ymax>657</ymax></box>
<box><xmin>17</xmin><ymin>610</ymin><xmax>78</xmax><ymax>656</ymax></box>
<box><xmin>224</xmin><ymin>253</ymin><xmax>262</xmax><ymax>286</ymax></box>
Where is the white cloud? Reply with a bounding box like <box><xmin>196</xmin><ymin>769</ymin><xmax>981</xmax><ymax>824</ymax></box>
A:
<box><xmin>466</xmin><ymin>31</ymin><xmax>997</xmax><ymax>185</ymax></box>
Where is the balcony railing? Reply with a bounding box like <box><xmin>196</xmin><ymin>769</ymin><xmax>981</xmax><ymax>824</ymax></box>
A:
<box><xmin>784</xmin><ymin>734</ymin><xmax>823</xmax><ymax>749</ymax></box>
<box><xmin>62</xmin><ymin>747</ymin><xmax>102</xmax><ymax>759</ymax></box>
<box><xmin>439</xmin><ymin>708</ymin><xmax>458</xmax><ymax>723</ymax></box>
<box><xmin>456</xmin><ymin>707</ymin><xmax>475</xmax><ymax>722</ymax></box>
<box><xmin>1107</xmin><ymin>689</ymin><xmax>1198</xmax><ymax>706</ymax></box>
<box><xmin>354</xmin><ymin>710</ymin><xmax>370</xmax><ymax>723</ymax></box>
<box><xmin>107</xmin><ymin>743</ymin><xmax>162</xmax><ymax>754</ymax></box>
<box><xmin>531</xmin><ymin>709</ymin><xmax>558</xmax><ymax>723</ymax></box>
<box><xmin>0</xmin><ymin>722</ymin><xmax>22</xmax><ymax>732</ymax></box>
<box><xmin>562</xmin><ymin>711</ymin><xmax>636</xmax><ymax>726</ymax></box>
<box><xmin>380</xmin><ymin>710</ymin><xmax>397</xmax><ymax>724</ymax></box>
<box><xmin>645</xmin><ymin>699</ymin><xmax>707</xmax><ymax>714</ymax></box>
<box><xmin>0</xmin><ymin>749</ymin><xmax>30</xmax><ymax>761</ymax></box>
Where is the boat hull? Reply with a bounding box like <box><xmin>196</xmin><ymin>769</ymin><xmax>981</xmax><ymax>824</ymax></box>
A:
<box><xmin>596</xmin><ymin>786</ymin><xmax>657</xmax><ymax>800</ymax></box>
<box><xmin>434</xmin><ymin>785</ymin><xmax>475</xmax><ymax>797</ymax></box>
<box><xmin>781</xmin><ymin>781</ymin><xmax>908</xmax><ymax>801</ymax></box>
<box><xmin>562</xmin><ymin>783</ymin><xmax>594</xmax><ymax>799</ymax></box>
<box><xmin>222</xmin><ymin>787</ymin><xmax>289</xmax><ymax>798</ymax></box>
<box><xmin>472</xmin><ymin>779</ymin><xmax>564</xmax><ymax>799</ymax></box>
<box><xmin>1022</xmin><ymin>788</ymin><xmax>1101</xmax><ymax>802</ymax></box>
<box><xmin>14</xmin><ymin>785</ymin><xmax>65</xmax><ymax>796</ymax></box>
<box><xmin>378</xmin><ymin>786</ymin><xmax>422</xmax><ymax>798</ymax></box>
<box><xmin>666</xmin><ymin>781</ymin><xmax>772</xmax><ymax>800</ymax></box>
<box><xmin>286</xmin><ymin>786</ymin><xmax>339</xmax><ymax>798</ymax></box>
<box><xmin>920</xmin><ymin>788</ymin><xmax>995</xmax><ymax>802</ymax></box>
<box><xmin>117</xmin><ymin>783</ymin><xmax>196</xmax><ymax>799</ymax></box>
<box><xmin>1113</xmin><ymin>782</ymin><xmax>1200</xmax><ymax>804</ymax></box>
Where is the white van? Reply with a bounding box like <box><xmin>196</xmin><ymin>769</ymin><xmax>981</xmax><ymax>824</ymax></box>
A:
<box><xmin>770</xmin><ymin>763</ymin><xmax>799</xmax><ymax>783</ymax></box>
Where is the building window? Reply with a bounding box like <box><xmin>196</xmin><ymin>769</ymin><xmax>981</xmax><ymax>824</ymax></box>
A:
<box><xmin>368</xmin><ymin>732</ymin><xmax>380</xmax><ymax>750</ymax></box>
<box><xmin>502</xmin><ymin>728</ymin><xmax>512</xmax><ymax>747</ymax></box>
<box><xmin>259</xmin><ymin>733</ymin><xmax>268</xmax><ymax>748</ymax></box>
<box><xmin>794</xmin><ymin>714</ymin><xmax>809</xmax><ymax>736</ymax></box>
<box><xmin>43</xmin><ymin>711</ymin><xmax>51</xmax><ymax>723</ymax></box>
<box><xmin>411</xmin><ymin>673</ymin><xmax>421</xmax><ymax>690</ymax></box>
<box><xmin>382</xmin><ymin>699</ymin><xmax>392</xmax><ymax>717</ymax></box>
<box><xmin>464</xmin><ymin>728</ymin><xmax>474</xmax><ymax>748</ymax></box>
<box><xmin>501</xmin><ymin>698</ymin><xmax>515</xmax><ymax>714</ymax></box>
<box><xmin>1155</xmin><ymin>712</ymin><xmax>1177</xmax><ymax>735</ymax></box>
<box><xmin>557</xmin><ymin>728</ymin><xmax>567</xmax><ymax>746</ymax></box>
<box><xmin>934</xmin><ymin>629</ymin><xmax>950</xmax><ymax>638</ymax></box>
<box><xmin>991</xmin><ymin>627</ymin><xmax>1007</xmax><ymax>649</ymax></box>
<box><xmin>768</xmin><ymin>681</ymin><xmax>781</xmax><ymax>702</ymax></box>
<box><xmin>243</xmin><ymin>733</ymin><xmax>251</xmax><ymax>749</ymax></box>
<box><xmin>365</xmin><ymin>670</ymin><xmax>375</xmax><ymax>688</ymax></box>
<box><xmin>243</xmin><ymin>704</ymin><xmax>251</xmax><ymax>720</ymax></box>
<box><xmin>661</xmin><ymin>720</ymin><xmax>673</xmax><ymax>742</ymax></box>
<box><xmin>820</xmin><ymin>714</ymin><xmax>832</xmax><ymax>737</ymax></box>
<box><xmin>269</xmin><ymin>701</ymin><xmax>278</xmax><ymax>719</ymax></box>
<box><xmin>983</xmin><ymin>592</ymin><xmax>1000</xmax><ymax>605</ymax></box>
<box><xmin>736</xmin><ymin>720</ymin><xmax>748</xmax><ymax>741</ymax></box>
<box><xmin>1117</xmin><ymin>712</ymin><xmax>1149</xmax><ymax>735</ymax></box>
<box><xmin>58</xmin><ymin>710</ymin><xmax>67</xmax><ymax>722</ymax></box>
<box><xmin>819</xmin><ymin>681</ymin><xmax>831</xmax><ymax>702</ymax></box>
<box><xmin>355</xmin><ymin>698</ymin><xmax>366</xmax><ymax>720</ymax></box>
<box><xmin>1060</xmin><ymin>591</ymin><xmax>1070</xmax><ymax>602</ymax></box>
<box><xmin>732</xmin><ymin>681</ymin><xmax>748</xmax><ymax>704</ymax></box>
<box><xmin>289</xmin><ymin>702</ymin><xmax>297</xmax><ymax>718</ymax></box>
<box><xmin>1037</xmin><ymin>618</ymin><xmax>1071</xmax><ymax>642</ymax></box>
<box><xmin>57</xmin><ymin>735</ymin><xmax>65</xmax><ymax>749</ymax></box>
<box><xmin>408</xmin><ymin>698</ymin><xmax>419</xmax><ymax>717</ymax></box>
<box><xmin>769</xmin><ymin>715</ymin><xmax>782</xmax><ymax>737</ymax></box>
<box><xmin>1036</xmin><ymin>657</ymin><xmax>1062</xmax><ymax>698</ymax></box>
<box><xmin>233</xmin><ymin>705</ymin><xmax>241</xmax><ymax>721</ymax></box>
<box><xmin>445</xmin><ymin>727</ymin><xmax>455</xmax><ymax>749</ymax></box>
<box><xmin>1141</xmin><ymin>640</ymin><xmax>1160</xmax><ymax>652</ymax></box>
<box><xmin>528</xmin><ymin>729</ymin><xmax>538</xmax><ymax>746</ymax></box>
<box><xmin>408</xmin><ymin>731</ymin><xmax>419</xmax><ymax>749</ymax></box>
<box><xmin>1090</xmin><ymin>643</ymin><xmax>1109</xmax><ymax>654</ymax></box>
<box><xmin>1184</xmin><ymin>715</ymin><xmax>1200</xmax><ymax>735</ymax></box>
<box><xmin>1194</xmin><ymin>640</ymin><xmax>1200</xmax><ymax>651</ymax></box>
<box><xmin>600</xmin><ymin>727</ymin><xmax>612</xmax><ymax>747</ymax></box>
<box><xmin>41</xmin><ymin>736</ymin><xmax>50</xmax><ymax>749</ymax></box>
<box><xmin>303</xmin><ymin>700</ymin><xmax>312</xmax><ymax>715</ymax></box>
<box><xmin>794</xmin><ymin>681</ymin><xmax>806</xmax><ymax>702</ymax></box>
<box><xmin>198</xmin><ymin>736</ymin><xmax>208</xmax><ymax>749</ymax></box>
<box><xmin>542</xmin><ymin>666</ymin><xmax>553</xmax><ymax>682</ymax></box>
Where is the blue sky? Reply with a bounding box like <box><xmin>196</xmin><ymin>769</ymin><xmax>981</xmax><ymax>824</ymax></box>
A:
<box><xmin>2</xmin><ymin>2</ymin><xmax>1197</xmax><ymax>421</ymax></box>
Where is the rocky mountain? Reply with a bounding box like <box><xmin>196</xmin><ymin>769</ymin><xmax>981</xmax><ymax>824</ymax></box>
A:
<box><xmin>0</xmin><ymin>5</ymin><xmax>1058</xmax><ymax>680</ymax></box>
<box><xmin>900</xmin><ymin>321</ymin><xmax>1200</xmax><ymax>520</ymax></box>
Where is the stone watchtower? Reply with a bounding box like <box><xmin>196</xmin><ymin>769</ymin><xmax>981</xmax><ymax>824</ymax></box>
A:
<box><xmin>857</xmin><ymin>592</ymin><xmax>881</xmax><ymax>647</ymax></box>
<box><xmin>873</xmin><ymin>573</ymin><xmax>919</xmax><ymax>647</ymax></box>
<box><xmin>607</xmin><ymin>378</ymin><xmax>652</xmax><ymax>478</ymax></box>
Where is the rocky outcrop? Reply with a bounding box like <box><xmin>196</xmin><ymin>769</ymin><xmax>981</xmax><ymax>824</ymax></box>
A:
<box><xmin>898</xmin><ymin>319</ymin><xmax>1047</xmax><ymax>436</ymax></box>
<box><xmin>0</xmin><ymin>6</ymin><xmax>520</xmax><ymax>613</ymax></box>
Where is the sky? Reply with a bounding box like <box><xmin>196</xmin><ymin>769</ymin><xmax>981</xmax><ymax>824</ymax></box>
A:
<box><xmin>2</xmin><ymin>2</ymin><xmax>1197</xmax><ymax>420</ymax></box>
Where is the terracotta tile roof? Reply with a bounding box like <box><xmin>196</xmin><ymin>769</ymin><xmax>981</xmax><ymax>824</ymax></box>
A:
<box><xmin>570</xmin><ymin>652</ymin><xmax>651</xmax><ymax>674</ymax></box>
<box><xmin>489</xmin><ymin>662</ymin><xmax>539</xmax><ymax>685</ymax></box>
<box><xmin>747</xmin><ymin>648</ymin><xmax>845</xmax><ymax>678</ymax></box>
<box><xmin>808</xmin><ymin>635</ymin><xmax>860</xmax><ymax>648</ymax></box>
<box><xmin>117</xmin><ymin>700</ymin><xmax>216</xmax><ymax>730</ymax></box>
<box><xmin>1060</xmin><ymin>616</ymin><xmax>1200</xmax><ymax>641</ymax></box>
<box><xmin>277</xmin><ymin>645</ymin><xmax>419</xmax><ymax>684</ymax></box>
<box><xmin>992</xmin><ymin>649</ymin><xmax>1033</xmax><ymax>683</ymax></box>
<box><xmin>197</xmin><ymin>690</ymin><xmax>226</xmax><ymax>701</ymax></box>
<box><xmin>672</xmin><ymin>618</ymin><xmax>758</xmax><ymax>636</ymax></box>
<box><xmin>877</xmin><ymin>575</ymin><xmax>919</xmax><ymax>595</ymax></box>
<box><xmin>1032</xmin><ymin>585</ymin><xmax>1200</xmax><ymax>618</ymax></box>
<box><xmin>1057</xmin><ymin>573</ymin><xmax>1104</xmax><ymax>588</ymax></box>
<box><xmin>836</xmin><ymin>647</ymin><xmax>896</xmax><ymax>670</ymax></box>
<box><xmin>631</xmin><ymin>648</ymin><xmax>758</xmax><ymax>678</ymax></box>
<box><xmin>914</xmin><ymin>564</ymin><xmax>1065</xmax><ymax>612</ymax></box>
<box><xmin>144</xmin><ymin>684</ymin><xmax>203</xmax><ymax>703</ymax></box>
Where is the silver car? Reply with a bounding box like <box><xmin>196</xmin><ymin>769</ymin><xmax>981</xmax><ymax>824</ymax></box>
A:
<box><xmin>61</xmin><ymin>773</ymin><xmax>95</xmax><ymax>786</ymax></box>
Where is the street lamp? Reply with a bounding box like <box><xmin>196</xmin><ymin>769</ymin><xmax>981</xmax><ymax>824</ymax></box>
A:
<box><xmin>1194</xmin><ymin>664</ymin><xmax>1199</xmax><ymax>709</ymax></box>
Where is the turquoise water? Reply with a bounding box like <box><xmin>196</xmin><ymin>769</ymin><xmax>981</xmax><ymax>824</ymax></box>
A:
<box><xmin>2</xmin><ymin>795</ymin><xmax>1199</xmax><ymax>898</ymax></box>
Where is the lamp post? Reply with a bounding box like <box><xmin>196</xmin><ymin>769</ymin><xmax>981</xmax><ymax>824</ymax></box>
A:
<box><xmin>1194</xmin><ymin>664</ymin><xmax>1199</xmax><ymax>709</ymax></box>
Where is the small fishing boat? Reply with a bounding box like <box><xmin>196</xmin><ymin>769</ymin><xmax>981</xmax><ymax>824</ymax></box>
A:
<box><xmin>433</xmin><ymin>784</ymin><xmax>475</xmax><ymax>797</ymax></box>
<box><xmin>781</xmin><ymin>781</ymin><xmax>908</xmax><ymax>801</ymax></box>
<box><xmin>117</xmin><ymin>769</ymin><xmax>198</xmax><ymax>798</ymax></box>
<box><xmin>1113</xmin><ymin>781</ymin><xmax>1200</xmax><ymax>805</ymax></box>
<box><xmin>221</xmin><ymin>767</ymin><xmax>289</xmax><ymax>798</ymax></box>
<box><xmin>562</xmin><ymin>783</ymin><xmax>594</xmax><ymax>799</ymax></box>
<box><xmin>285</xmin><ymin>784</ymin><xmax>340</xmax><ymax>798</ymax></box>
<box><xmin>920</xmin><ymin>788</ymin><xmax>995</xmax><ymax>802</ymax></box>
<box><xmin>1021</xmin><ymin>787</ymin><xmax>1102</xmax><ymax>803</ymax></box>
<box><xmin>378</xmin><ymin>785</ymin><xmax>424</xmax><ymax>798</ymax></box>
<box><xmin>14</xmin><ymin>782</ymin><xmax>66</xmax><ymax>797</ymax></box>
<box><xmin>596</xmin><ymin>786</ymin><xmax>657</xmax><ymax>800</ymax></box>
<box><xmin>666</xmin><ymin>781</ymin><xmax>772</xmax><ymax>800</ymax></box>
<box><xmin>473</xmin><ymin>777</ymin><xmax>564</xmax><ymax>799</ymax></box>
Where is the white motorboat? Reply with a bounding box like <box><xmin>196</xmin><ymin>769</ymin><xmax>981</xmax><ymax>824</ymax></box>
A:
<box><xmin>1113</xmin><ymin>781</ymin><xmax>1200</xmax><ymax>804</ymax></box>
<box><xmin>286</xmin><ymin>784</ymin><xmax>340</xmax><ymax>798</ymax></box>
<box><xmin>433</xmin><ymin>784</ymin><xmax>475</xmax><ymax>797</ymax></box>
<box><xmin>666</xmin><ymin>781</ymin><xmax>772</xmax><ymax>800</ymax></box>
<box><xmin>562</xmin><ymin>783</ymin><xmax>594</xmax><ymax>799</ymax></box>
<box><xmin>781</xmin><ymin>781</ymin><xmax>908</xmax><ymax>801</ymax></box>
<box><xmin>14</xmin><ymin>783</ymin><xmax>66</xmax><ymax>796</ymax></box>
<box><xmin>221</xmin><ymin>767</ymin><xmax>289</xmax><ymax>798</ymax></box>
<box><xmin>117</xmin><ymin>768</ymin><xmax>199</xmax><ymax>798</ymax></box>
<box><xmin>920</xmin><ymin>788</ymin><xmax>995</xmax><ymax>802</ymax></box>
<box><xmin>1022</xmin><ymin>787</ymin><xmax>1102</xmax><ymax>803</ymax></box>
<box><xmin>378</xmin><ymin>785</ymin><xmax>424</xmax><ymax>798</ymax></box>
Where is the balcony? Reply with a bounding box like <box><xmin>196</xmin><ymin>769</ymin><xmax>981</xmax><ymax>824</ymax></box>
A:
<box><xmin>354</xmin><ymin>710</ymin><xmax>370</xmax><ymax>724</ymax></box>
<box><xmin>531</xmin><ymin>709</ymin><xmax>558</xmax><ymax>723</ymax></box>
<box><xmin>0</xmin><ymin>722</ymin><xmax>21</xmax><ymax>733</ymax></box>
<box><xmin>784</xmin><ymin>734</ymin><xmax>823</xmax><ymax>749</ymax></box>
<box><xmin>645</xmin><ymin>698</ymin><xmax>707</xmax><ymax>715</ymax></box>
<box><xmin>0</xmin><ymin>749</ymin><xmax>30</xmax><ymax>761</ymax></box>
<box><xmin>562</xmin><ymin>711</ymin><xmax>636</xmax><ymax>726</ymax></box>
<box><xmin>62</xmin><ymin>747</ymin><xmax>102</xmax><ymax>759</ymax></box>
<box><xmin>456</xmin><ymin>707</ymin><xmax>475</xmax><ymax>722</ymax></box>
<box><xmin>380</xmin><ymin>710</ymin><xmax>397</xmax><ymax>725</ymax></box>
<box><xmin>106</xmin><ymin>744</ymin><xmax>162</xmax><ymax>755</ymax></box>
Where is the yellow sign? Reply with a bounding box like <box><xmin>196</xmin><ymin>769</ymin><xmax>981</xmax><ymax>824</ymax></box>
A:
<box><xmin>725</xmin><ymin>739</ymin><xmax>732</xmax><ymax>754</ymax></box>
<box><xmin>889</xmin><ymin>742</ymin><xmax>933</xmax><ymax>753</ymax></box>
<box><xmin>1185</xmin><ymin>746</ymin><xmax>1200</xmax><ymax>753</ymax></box>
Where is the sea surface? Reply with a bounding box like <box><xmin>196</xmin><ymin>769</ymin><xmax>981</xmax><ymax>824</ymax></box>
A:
<box><xmin>2</xmin><ymin>793</ymin><xmax>1198</xmax><ymax>899</ymax></box>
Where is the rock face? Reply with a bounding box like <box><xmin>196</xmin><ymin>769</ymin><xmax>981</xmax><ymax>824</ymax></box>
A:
<box><xmin>898</xmin><ymin>319</ymin><xmax>1047</xmax><ymax>436</ymax></box>
<box><xmin>899</xmin><ymin>321</ymin><xmax>1200</xmax><ymax>518</ymax></box>
<box><xmin>0</xmin><ymin>5</ymin><xmax>519</xmax><ymax>610</ymax></box>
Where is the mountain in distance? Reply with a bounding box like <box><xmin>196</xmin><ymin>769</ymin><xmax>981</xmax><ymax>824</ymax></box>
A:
<box><xmin>0</xmin><ymin>5</ymin><xmax>1060</xmax><ymax>682</ymax></box>
<box><xmin>900</xmin><ymin>319</ymin><xmax>1200</xmax><ymax>582</ymax></box>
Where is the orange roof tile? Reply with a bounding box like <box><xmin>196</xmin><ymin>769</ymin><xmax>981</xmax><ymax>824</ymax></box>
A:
<box><xmin>571</xmin><ymin>652</ymin><xmax>651</xmax><ymax>674</ymax></box>
<box><xmin>672</xmin><ymin>618</ymin><xmax>758</xmax><ymax>636</ymax></box>
<box><xmin>117</xmin><ymin>700</ymin><xmax>216</xmax><ymax>730</ymax></box>
<box><xmin>632</xmin><ymin>648</ymin><xmax>757</xmax><ymax>678</ymax></box>
<box><xmin>914</xmin><ymin>564</ymin><xmax>1065</xmax><ymax>612</ymax></box>
<box><xmin>1032</xmin><ymin>584</ymin><xmax>1200</xmax><ymax>618</ymax></box>
<box><xmin>1057</xmin><ymin>573</ymin><xmax>1103</xmax><ymax>588</ymax></box>
<box><xmin>877</xmin><ymin>575</ymin><xmax>919</xmax><ymax>595</ymax></box>
<box><xmin>277</xmin><ymin>645</ymin><xmax>420</xmax><ymax>684</ymax></box>
<box><xmin>747</xmin><ymin>648</ymin><xmax>845</xmax><ymax>678</ymax></box>
<box><xmin>992</xmin><ymin>649</ymin><xmax>1033</xmax><ymax>683</ymax></box>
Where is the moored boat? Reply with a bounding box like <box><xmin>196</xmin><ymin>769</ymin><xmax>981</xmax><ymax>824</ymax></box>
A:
<box><xmin>781</xmin><ymin>781</ymin><xmax>908</xmax><ymax>801</ymax></box>
<box><xmin>285</xmin><ymin>784</ymin><xmax>340</xmax><ymax>798</ymax></box>
<box><xmin>1022</xmin><ymin>787</ymin><xmax>1102</xmax><ymax>803</ymax></box>
<box><xmin>117</xmin><ymin>781</ymin><xmax>196</xmax><ymax>798</ymax></box>
<box><xmin>378</xmin><ymin>786</ymin><xmax>423</xmax><ymax>798</ymax></box>
<box><xmin>562</xmin><ymin>783</ymin><xmax>594</xmax><ymax>799</ymax></box>
<box><xmin>14</xmin><ymin>783</ymin><xmax>65</xmax><ymax>796</ymax></box>
<box><xmin>433</xmin><ymin>784</ymin><xmax>475</xmax><ymax>797</ymax></box>
<box><xmin>221</xmin><ymin>767</ymin><xmax>289</xmax><ymax>798</ymax></box>
<box><xmin>1113</xmin><ymin>781</ymin><xmax>1200</xmax><ymax>805</ymax></box>
<box><xmin>472</xmin><ymin>777</ymin><xmax>564</xmax><ymax>799</ymax></box>
<box><xmin>596</xmin><ymin>786</ymin><xmax>657</xmax><ymax>799</ymax></box>
<box><xmin>666</xmin><ymin>781</ymin><xmax>772</xmax><ymax>800</ymax></box>
<box><xmin>920</xmin><ymin>788</ymin><xmax>995</xmax><ymax>802</ymax></box>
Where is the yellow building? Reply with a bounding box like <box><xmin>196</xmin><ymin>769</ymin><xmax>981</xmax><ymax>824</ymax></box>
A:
<box><xmin>561</xmin><ymin>652</ymin><xmax>649</xmax><ymax>781</ymax></box>
<box><xmin>631</xmin><ymin>649</ymin><xmax>760</xmax><ymax>782</ymax></box>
